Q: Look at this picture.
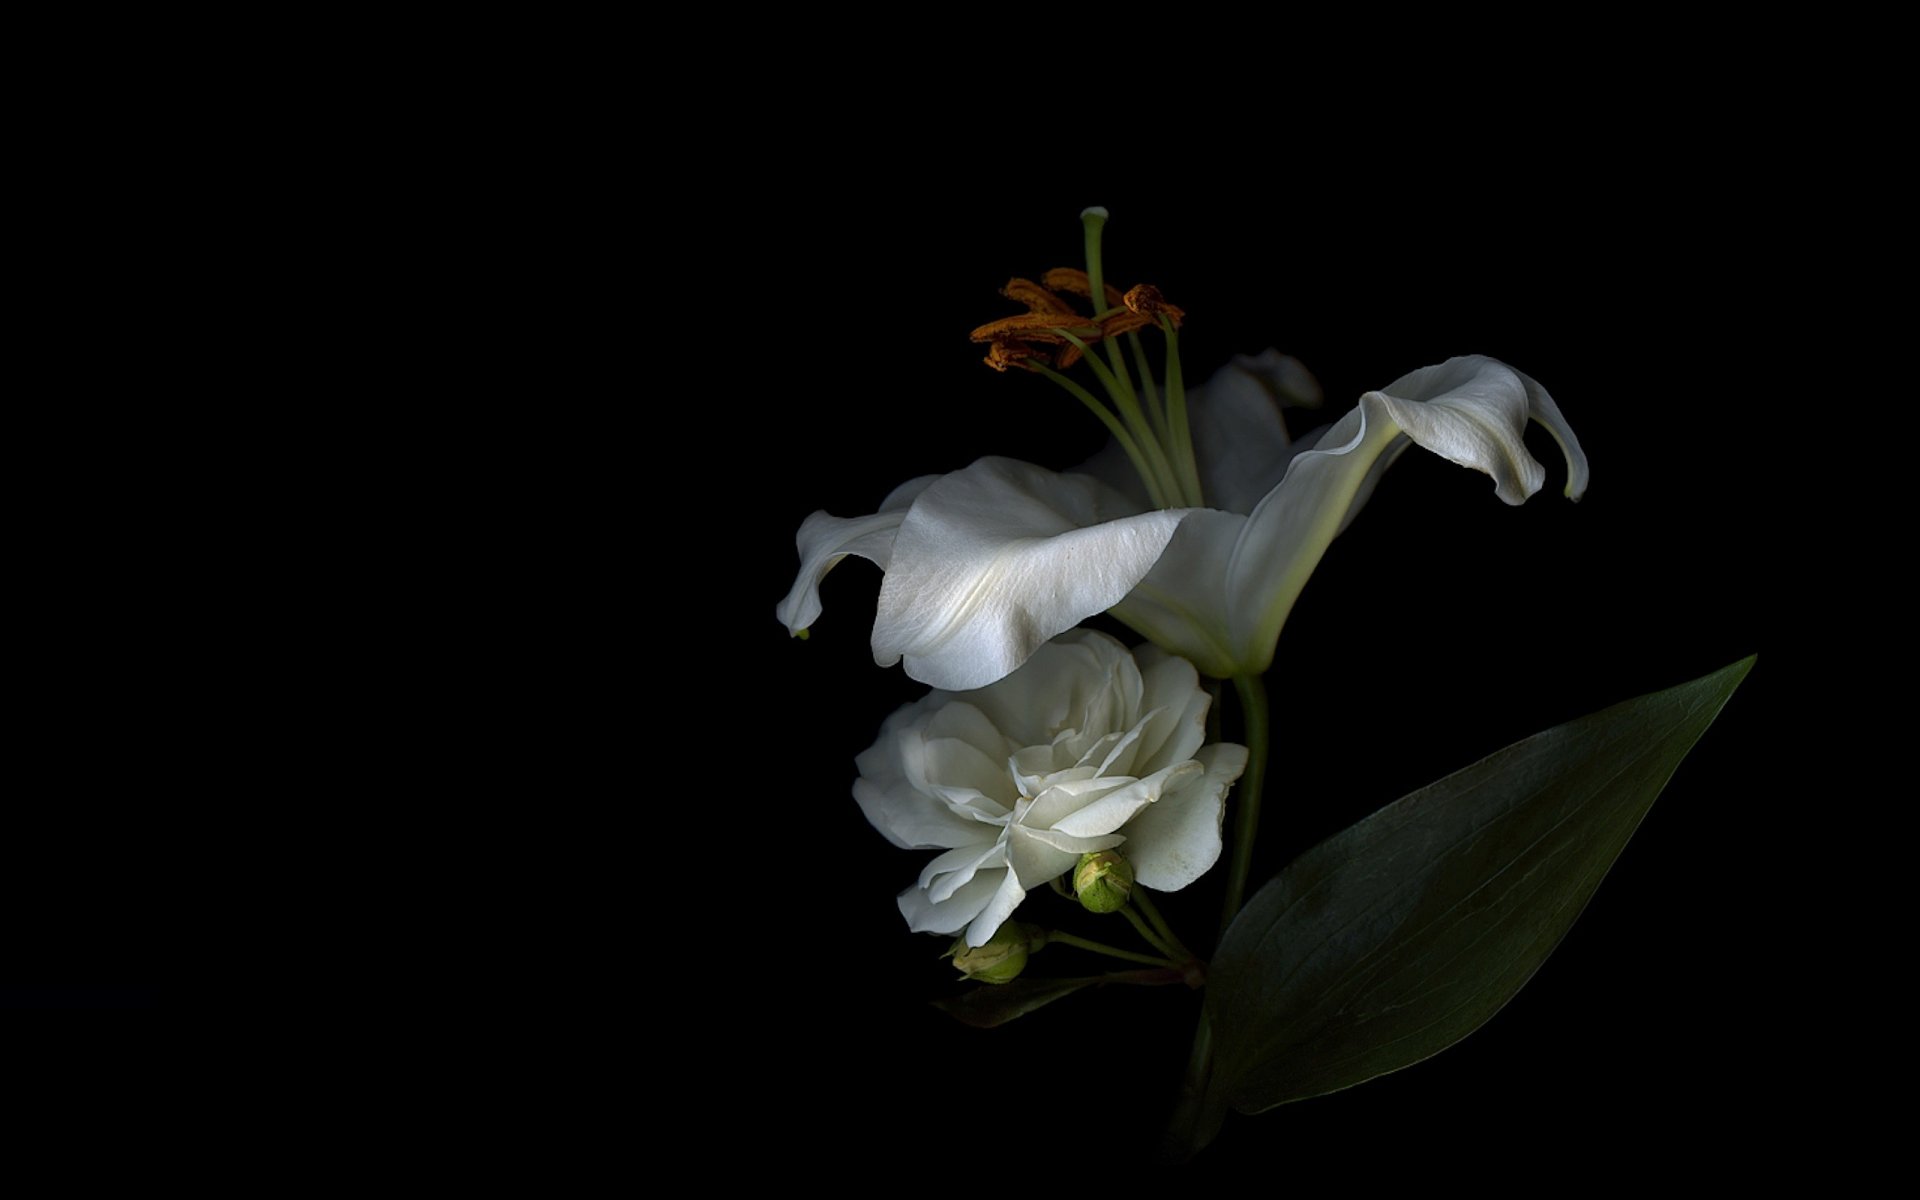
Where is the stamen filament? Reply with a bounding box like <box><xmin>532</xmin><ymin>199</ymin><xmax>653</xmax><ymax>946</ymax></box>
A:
<box><xmin>1027</xmin><ymin>360</ymin><xmax>1174</xmax><ymax>510</ymax></box>
<box><xmin>1161</xmin><ymin>316</ymin><xmax>1206</xmax><ymax>508</ymax></box>
<box><xmin>1128</xmin><ymin>331</ymin><xmax>1170</xmax><ymax>445</ymax></box>
<box><xmin>1082</xmin><ymin>208</ymin><xmax>1176</xmax><ymax>501</ymax></box>
<box><xmin>1056</xmin><ymin>329</ymin><xmax>1183</xmax><ymax>506</ymax></box>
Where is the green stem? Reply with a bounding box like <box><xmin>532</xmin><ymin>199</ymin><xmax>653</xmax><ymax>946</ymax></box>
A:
<box><xmin>1027</xmin><ymin>361</ymin><xmax>1173</xmax><ymax>509</ymax></box>
<box><xmin>1046</xmin><ymin>930</ymin><xmax>1179</xmax><ymax>969</ymax></box>
<box><xmin>1121</xmin><ymin>906</ymin><xmax>1179</xmax><ymax>961</ymax></box>
<box><xmin>1132</xmin><ymin>890</ymin><xmax>1194</xmax><ymax>963</ymax></box>
<box><xmin>1218</xmin><ymin>672</ymin><xmax>1271</xmax><ymax>936</ymax></box>
<box><xmin>1163</xmin><ymin>1009</ymin><xmax>1214</xmax><ymax>1163</ymax></box>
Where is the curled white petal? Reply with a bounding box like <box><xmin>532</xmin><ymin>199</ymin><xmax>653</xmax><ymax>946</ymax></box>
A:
<box><xmin>776</xmin><ymin>474</ymin><xmax>939</xmax><ymax>636</ymax></box>
<box><xmin>872</xmin><ymin>458</ymin><xmax>1190</xmax><ymax>690</ymax></box>
<box><xmin>1220</xmin><ymin>354</ymin><xmax>1590</xmax><ymax>674</ymax></box>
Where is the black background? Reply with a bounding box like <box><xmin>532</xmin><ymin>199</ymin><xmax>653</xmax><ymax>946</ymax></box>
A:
<box><xmin>716</xmin><ymin>178</ymin><xmax>1792</xmax><ymax>1173</ymax></box>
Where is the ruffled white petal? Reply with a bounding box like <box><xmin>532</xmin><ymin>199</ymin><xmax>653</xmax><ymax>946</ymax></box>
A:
<box><xmin>962</xmin><ymin>869</ymin><xmax>1029</xmax><ymax>947</ymax></box>
<box><xmin>1130</xmin><ymin>649</ymin><xmax>1211</xmax><ymax>774</ymax></box>
<box><xmin>1051</xmin><ymin>762</ymin><xmax>1200</xmax><ymax>838</ymax></box>
<box><xmin>872</xmin><ymin>459</ymin><xmax>1191</xmax><ymax>690</ymax></box>
<box><xmin>1123</xmin><ymin>742</ymin><xmax>1248</xmax><ymax>891</ymax></box>
<box><xmin>859</xmin><ymin>629</ymin><xmax>1248</xmax><ymax>943</ymax></box>
<box><xmin>899</xmin><ymin>867</ymin><xmax>1006</xmax><ymax>938</ymax></box>
<box><xmin>852</xmin><ymin>775</ymin><xmax>990</xmax><ymax>850</ymax></box>
<box><xmin>965</xmin><ymin>628</ymin><xmax>1138</xmax><ymax>747</ymax></box>
<box><xmin>1008</xmin><ymin>825</ymin><xmax>1113</xmax><ymax>884</ymax></box>
<box><xmin>776</xmin><ymin>475</ymin><xmax>939</xmax><ymax>635</ymax></box>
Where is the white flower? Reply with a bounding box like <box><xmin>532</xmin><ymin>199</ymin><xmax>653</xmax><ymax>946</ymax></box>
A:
<box><xmin>779</xmin><ymin>353</ymin><xmax>1588</xmax><ymax>689</ymax></box>
<box><xmin>854</xmin><ymin>629</ymin><xmax>1248</xmax><ymax>947</ymax></box>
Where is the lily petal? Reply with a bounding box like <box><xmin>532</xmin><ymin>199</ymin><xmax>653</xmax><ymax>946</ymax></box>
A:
<box><xmin>1191</xmin><ymin>350</ymin><xmax>1322</xmax><ymax>514</ymax></box>
<box><xmin>1226</xmin><ymin>355</ymin><xmax>1589</xmax><ymax>673</ymax></box>
<box><xmin>776</xmin><ymin>474</ymin><xmax>939</xmax><ymax>636</ymax></box>
<box><xmin>1109</xmin><ymin>508</ymin><xmax>1247</xmax><ymax>679</ymax></box>
<box><xmin>872</xmin><ymin>457</ymin><xmax>1190</xmax><ymax>690</ymax></box>
<box><xmin>1366</xmin><ymin>356</ymin><xmax>1569</xmax><ymax>505</ymax></box>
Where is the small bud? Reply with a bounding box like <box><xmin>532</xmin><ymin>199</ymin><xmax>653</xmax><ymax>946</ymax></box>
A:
<box><xmin>1073</xmin><ymin>851</ymin><xmax>1134</xmax><ymax>914</ymax></box>
<box><xmin>948</xmin><ymin>922</ymin><xmax>1041</xmax><ymax>984</ymax></box>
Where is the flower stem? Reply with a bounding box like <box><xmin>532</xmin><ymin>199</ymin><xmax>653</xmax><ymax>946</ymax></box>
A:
<box><xmin>1163</xmin><ymin>1008</ymin><xmax>1214</xmax><ymax>1163</ymax></box>
<box><xmin>1045</xmin><ymin>930</ymin><xmax>1179</xmax><ymax>969</ymax></box>
<box><xmin>1132</xmin><ymin>889</ymin><xmax>1195</xmax><ymax>964</ymax></box>
<box><xmin>1218</xmin><ymin>672</ymin><xmax>1271</xmax><ymax>936</ymax></box>
<box><xmin>1121</xmin><ymin>906</ymin><xmax>1179</xmax><ymax>961</ymax></box>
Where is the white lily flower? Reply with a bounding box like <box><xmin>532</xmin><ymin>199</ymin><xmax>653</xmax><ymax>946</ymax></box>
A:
<box><xmin>780</xmin><ymin>351</ymin><xmax>1588</xmax><ymax>688</ymax></box>
<box><xmin>855</xmin><ymin>629</ymin><xmax>1248</xmax><ymax>947</ymax></box>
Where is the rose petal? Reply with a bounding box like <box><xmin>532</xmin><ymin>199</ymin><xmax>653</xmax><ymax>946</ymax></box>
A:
<box><xmin>1123</xmin><ymin>743</ymin><xmax>1248</xmax><ymax>891</ymax></box>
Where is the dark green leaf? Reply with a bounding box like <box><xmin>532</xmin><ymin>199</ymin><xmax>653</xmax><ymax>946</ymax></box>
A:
<box><xmin>930</xmin><ymin>977</ymin><xmax>1101</xmax><ymax>1028</ymax></box>
<box><xmin>1205</xmin><ymin>655</ymin><xmax>1753</xmax><ymax>1117</ymax></box>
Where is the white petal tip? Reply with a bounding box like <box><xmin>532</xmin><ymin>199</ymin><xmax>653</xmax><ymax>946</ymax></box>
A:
<box><xmin>1080</xmin><ymin>206</ymin><xmax>1109</xmax><ymax>221</ymax></box>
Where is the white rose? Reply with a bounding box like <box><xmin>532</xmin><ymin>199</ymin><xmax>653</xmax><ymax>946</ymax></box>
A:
<box><xmin>854</xmin><ymin>629</ymin><xmax>1249</xmax><ymax>947</ymax></box>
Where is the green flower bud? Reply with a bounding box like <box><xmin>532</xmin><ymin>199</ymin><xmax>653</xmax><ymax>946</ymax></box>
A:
<box><xmin>1073</xmin><ymin>851</ymin><xmax>1134</xmax><ymax>914</ymax></box>
<box><xmin>947</xmin><ymin>922</ymin><xmax>1042</xmax><ymax>984</ymax></box>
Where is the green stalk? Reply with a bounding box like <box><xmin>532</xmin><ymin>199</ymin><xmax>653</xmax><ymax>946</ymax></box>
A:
<box><xmin>1163</xmin><ymin>1010</ymin><xmax>1214</xmax><ymax>1163</ymax></box>
<box><xmin>1132</xmin><ymin>889</ymin><xmax>1194</xmax><ymax>964</ymax></box>
<box><xmin>1218</xmin><ymin>672</ymin><xmax>1271</xmax><ymax>935</ymax></box>
<box><xmin>1121</xmin><ymin>906</ymin><xmax>1180</xmax><ymax>962</ymax></box>
<box><xmin>1045</xmin><ymin>930</ymin><xmax>1179</xmax><ymax>969</ymax></box>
